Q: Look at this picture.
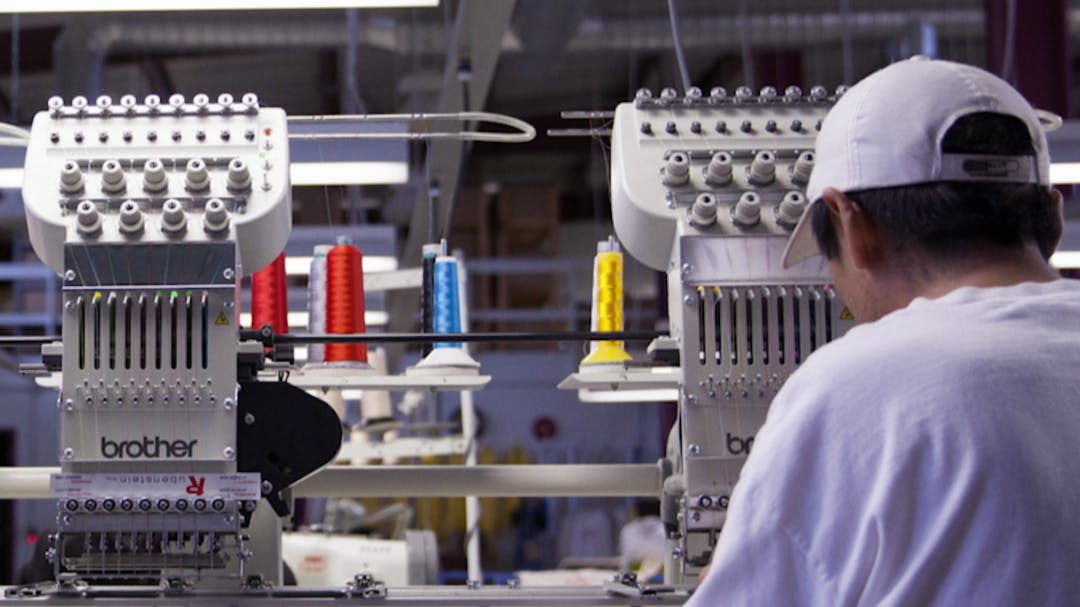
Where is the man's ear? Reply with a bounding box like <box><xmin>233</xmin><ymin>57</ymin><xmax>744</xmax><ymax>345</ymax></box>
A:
<box><xmin>1051</xmin><ymin>188</ymin><xmax>1065</xmax><ymax>252</ymax></box>
<box><xmin>821</xmin><ymin>187</ymin><xmax>883</xmax><ymax>270</ymax></box>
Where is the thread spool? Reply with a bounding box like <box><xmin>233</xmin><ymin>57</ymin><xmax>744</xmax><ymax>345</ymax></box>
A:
<box><xmin>581</xmin><ymin>238</ymin><xmax>632</xmax><ymax>367</ymax></box>
<box><xmin>252</xmin><ymin>252</ymin><xmax>289</xmax><ymax>334</ymax></box>
<box><xmin>306</xmin><ymin>245</ymin><xmax>332</xmax><ymax>364</ymax></box>
<box><xmin>408</xmin><ymin>252</ymin><xmax>480</xmax><ymax>375</ymax></box>
<box><xmin>420</xmin><ymin>242</ymin><xmax>444</xmax><ymax>356</ymax></box>
<box><xmin>325</xmin><ymin>243</ymin><xmax>368</xmax><ymax>363</ymax></box>
<box><xmin>433</xmin><ymin>257</ymin><xmax>463</xmax><ymax>348</ymax></box>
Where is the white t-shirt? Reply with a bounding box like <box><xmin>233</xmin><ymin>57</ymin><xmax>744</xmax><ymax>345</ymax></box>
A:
<box><xmin>688</xmin><ymin>279</ymin><xmax>1080</xmax><ymax>606</ymax></box>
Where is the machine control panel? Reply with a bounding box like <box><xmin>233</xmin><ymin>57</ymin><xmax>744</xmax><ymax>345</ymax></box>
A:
<box><xmin>611</xmin><ymin>85</ymin><xmax>841</xmax><ymax>271</ymax></box>
<box><xmin>22</xmin><ymin>93</ymin><xmax>291</xmax><ymax>277</ymax></box>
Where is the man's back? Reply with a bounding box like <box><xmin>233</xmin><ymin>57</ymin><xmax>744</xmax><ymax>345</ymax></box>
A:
<box><xmin>689</xmin><ymin>279</ymin><xmax>1080</xmax><ymax>605</ymax></box>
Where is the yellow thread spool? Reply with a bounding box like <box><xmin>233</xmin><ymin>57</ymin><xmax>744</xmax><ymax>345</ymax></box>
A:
<box><xmin>582</xmin><ymin>238</ymin><xmax>632</xmax><ymax>366</ymax></box>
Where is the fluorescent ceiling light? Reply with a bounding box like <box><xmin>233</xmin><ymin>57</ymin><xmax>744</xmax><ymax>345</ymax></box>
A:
<box><xmin>577</xmin><ymin>388</ymin><xmax>679</xmax><ymax>403</ymax></box>
<box><xmin>240</xmin><ymin>310</ymin><xmax>389</xmax><ymax>328</ymax></box>
<box><xmin>341</xmin><ymin>389</ymin><xmax>365</xmax><ymax>400</ymax></box>
<box><xmin>2</xmin><ymin>1</ymin><xmax>437</xmax><ymax>13</ymax></box>
<box><xmin>285</xmin><ymin>255</ymin><xmax>398</xmax><ymax>275</ymax></box>
<box><xmin>1050</xmin><ymin>162</ymin><xmax>1080</xmax><ymax>184</ymax></box>
<box><xmin>290</xmin><ymin>161</ymin><xmax>408</xmax><ymax>186</ymax></box>
<box><xmin>1050</xmin><ymin>250</ymin><xmax>1080</xmax><ymax>269</ymax></box>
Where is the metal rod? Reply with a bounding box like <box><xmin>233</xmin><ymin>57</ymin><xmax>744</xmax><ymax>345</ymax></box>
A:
<box><xmin>0</xmin><ymin>464</ymin><xmax>662</xmax><ymax>499</ymax></box>
<box><xmin>263</xmin><ymin>330</ymin><xmax>664</xmax><ymax>345</ymax></box>
<box><xmin>0</xmin><ymin>336</ymin><xmax>55</xmax><ymax>347</ymax></box>
<box><xmin>293</xmin><ymin>464</ymin><xmax>662</xmax><ymax>498</ymax></box>
<box><xmin>2</xmin><ymin>331</ymin><xmax>663</xmax><ymax>349</ymax></box>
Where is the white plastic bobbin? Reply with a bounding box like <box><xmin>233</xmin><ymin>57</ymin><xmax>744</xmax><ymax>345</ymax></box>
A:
<box><xmin>161</xmin><ymin>199</ymin><xmax>188</xmax><ymax>235</ymax></box>
<box><xmin>227</xmin><ymin>158</ymin><xmax>252</xmax><ymax>192</ymax></box>
<box><xmin>145</xmin><ymin>94</ymin><xmax>161</xmax><ymax>113</ymax></box>
<box><xmin>185</xmin><ymin>159</ymin><xmax>210</xmax><ymax>192</ymax></box>
<box><xmin>193</xmin><ymin>93</ymin><xmax>210</xmax><ymax>112</ymax></box>
<box><xmin>705</xmin><ymin>152</ymin><xmax>733</xmax><ymax>186</ymax></box>
<box><xmin>690</xmin><ymin>193</ymin><xmax>718</xmax><ymax>227</ymax></box>
<box><xmin>663</xmin><ymin>153</ymin><xmax>691</xmax><ymax>187</ymax></box>
<box><xmin>120</xmin><ymin>95</ymin><xmax>137</xmax><ymax>113</ymax></box>
<box><xmin>59</xmin><ymin>161</ymin><xmax>85</xmax><ymax>195</ymax></box>
<box><xmin>118</xmin><ymin>201</ymin><xmax>145</xmax><ymax>235</ymax></box>
<box><xmin>71</xmin><ymin>96</ymin><xmax>88</xmax><ymax>114</ymax></box>
<box><xmin>96</xmin><ymin>95</ymin><xmax>113</xmax><ymax>114</ymax></box>
<box><xmin>203</xmin><ymin>198</ymin><xmax>230</xmax><ymax>234</ymax></box>
<box><xmin>168</xmin><ymin>94</ymin><xmax>185</xmax><ymax>111</ymax></box>
<box><xmin>76</xmin><ymin>201</ymin><xmax>102</xmax><ymax>236</ymax></box>
<box><xmin>100</xmin><ymin>159</ymin><xmax>126</xmax><ymax>195</ymax></box>
<box><xmin>792</xmin><ymin>151</ymin><xmax>815</xmax><ymax>184</ymax></box>
<box><xmin>777</xmin><ymin>191</ymin><xmax>808</xmax><ymax>228</ymax></box>
<box><xmin>142</xmin><ymin>159</ymin><xmax>168</xmax><ymax>193</ymax></box>
<box><xmin>242</xmin><ymin>92</ymin><xmax>259</xmax><ymax>112</ymax></box>
<box><xmin>733</xmin><ymin>192</ymin><xmax>761</xmax><ymax>228</ymax></box>
<box><xmin>749</xmin><ymin>151</ymin><xmax>776</xmax><ymax>185</ymax></box>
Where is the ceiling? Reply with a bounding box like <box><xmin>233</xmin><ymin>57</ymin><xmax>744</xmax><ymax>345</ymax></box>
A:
<box><xmin>1</xmin><ymin>0</ymin><xmax>1078</xmax><ymax>232</ymax></box>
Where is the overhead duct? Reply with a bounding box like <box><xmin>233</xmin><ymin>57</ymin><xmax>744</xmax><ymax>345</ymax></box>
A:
<box><xmin>53</xmin><ymin>14</ymin><xmax>521</xmax><ymax>96</ymax></box>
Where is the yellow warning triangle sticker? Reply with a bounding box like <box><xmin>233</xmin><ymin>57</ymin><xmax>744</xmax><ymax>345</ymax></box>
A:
<box><xmin>839</xmin><ymin>307</ymin><xmax>855</xmax><ymax>321</ymax></box>
<box><xmin>215</xmin><ymin>312</ymin><xmax>231</xmax><ymax>326</ymax></box>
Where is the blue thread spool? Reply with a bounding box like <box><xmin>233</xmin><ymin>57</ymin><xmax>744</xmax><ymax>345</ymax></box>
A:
<box><xmin>433</xmin><ymin>256</ymin><xmax>462</xmax><ymax>349</ymax></box>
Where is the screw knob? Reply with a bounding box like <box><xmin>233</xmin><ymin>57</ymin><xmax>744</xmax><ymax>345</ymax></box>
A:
<box><xmin>706</xmin><ymin>152</ymin><xmax>733</xmax><ymax>185</ymax></box>
<box><xmin>691</xmin><ymin>193</ymin><xmax>718</xmax><ymax>227</ymax></box>
<box><xmin>227</xmin><ymin>158</ymin><xmax>252</xmax><ymax>192</ymax></box>
<box><xmin>119</xmin><ymin>201</ymin><xmax>145</xmax><ymax>235</ymax></box>
<box><xmin>663</xmin><ymin>153</ymin><xmax>691</xmax><ymax>186</ymax></box>
<box><xmin>733</xmin><ymin>192</ymin><xmax>761</xmax><ymax>228</ymax></box>
<box><xmin>185</xmin><ymin>158</ymin><xmax>210</xmax><ymax>192</ymax></box>
<box><xmin>203</xmin><ymin>198</ymin><xmax>230</xmax><ymax>234</ymax></box>
<box><xmin>750</xmin><ymin>151</ymin><xmax>776</xmax><ymax>185</ymax></box>
<box><xmin>161</xmin><ymin>199</ymin><xmax>188</xmax><ymax>234</ymax></box>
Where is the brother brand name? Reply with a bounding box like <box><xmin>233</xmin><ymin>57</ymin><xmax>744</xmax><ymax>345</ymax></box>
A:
<box><xmin>101</xmin><ymin>436</ymin><xmax>198</xmax><ymax>459</ymax></box>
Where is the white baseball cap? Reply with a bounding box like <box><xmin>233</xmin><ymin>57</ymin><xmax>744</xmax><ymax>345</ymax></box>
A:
<box><xmin>782</xmin><ymin>56</ymin><xmax>1051</xmax><ymax>268</ymax></box>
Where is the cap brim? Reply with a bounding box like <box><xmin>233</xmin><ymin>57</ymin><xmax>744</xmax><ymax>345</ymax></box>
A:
<box><xmin>781</xmin><ymin>200</ymin><xmax>822</xmax><ymax>268</ymax></box>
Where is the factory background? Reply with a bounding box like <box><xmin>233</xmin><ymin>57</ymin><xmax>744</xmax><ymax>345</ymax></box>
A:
<box><xmin>0</xmin><ymin>0</ymin><xmax>1077</xmax><ymax>585</ymax></box>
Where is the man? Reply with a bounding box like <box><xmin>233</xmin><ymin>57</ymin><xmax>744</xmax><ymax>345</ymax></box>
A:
<box><xmin>687</xmin><ymin>57</ymin><xmax>1080</xmax><ymax>605</ymax></box>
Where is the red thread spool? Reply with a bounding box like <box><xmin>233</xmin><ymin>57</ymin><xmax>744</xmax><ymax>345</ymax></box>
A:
<box><xmin>252</xmin><ymin>252</ymin><xmax>289</xmax><ymax>335</ymax></box>
<box><xmin>325</xmin><ymin>244</ymin><xmax>368</xmax><ymax>363</ymax></box>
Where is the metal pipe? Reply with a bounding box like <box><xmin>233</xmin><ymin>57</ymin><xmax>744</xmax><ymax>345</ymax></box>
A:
<box><xmin>0</xmin><ymin>464</ymin><xmax>662</xmax><ymax>499</ymax></box>
<box><xmin>265</xmin><ymin>330</ymin><xmax>664</xmax><ymax>345</ymax></box>
<box><xmin>293</xmin><ymin>464</ymin><xmax>662</xmax><ymax>498</ymax></box>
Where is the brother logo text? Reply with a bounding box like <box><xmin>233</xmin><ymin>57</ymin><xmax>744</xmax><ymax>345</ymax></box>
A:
<box><xmin>100</xmin><ymin>436</ymin><xmax>198</xmax><ymax>459</ymax></box>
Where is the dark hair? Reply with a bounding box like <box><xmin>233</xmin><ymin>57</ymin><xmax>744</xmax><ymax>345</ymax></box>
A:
<box><xmin>811</xmin><ymin>112</ymin><xmax>1061</xmax><ymax>262</ymax></box>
